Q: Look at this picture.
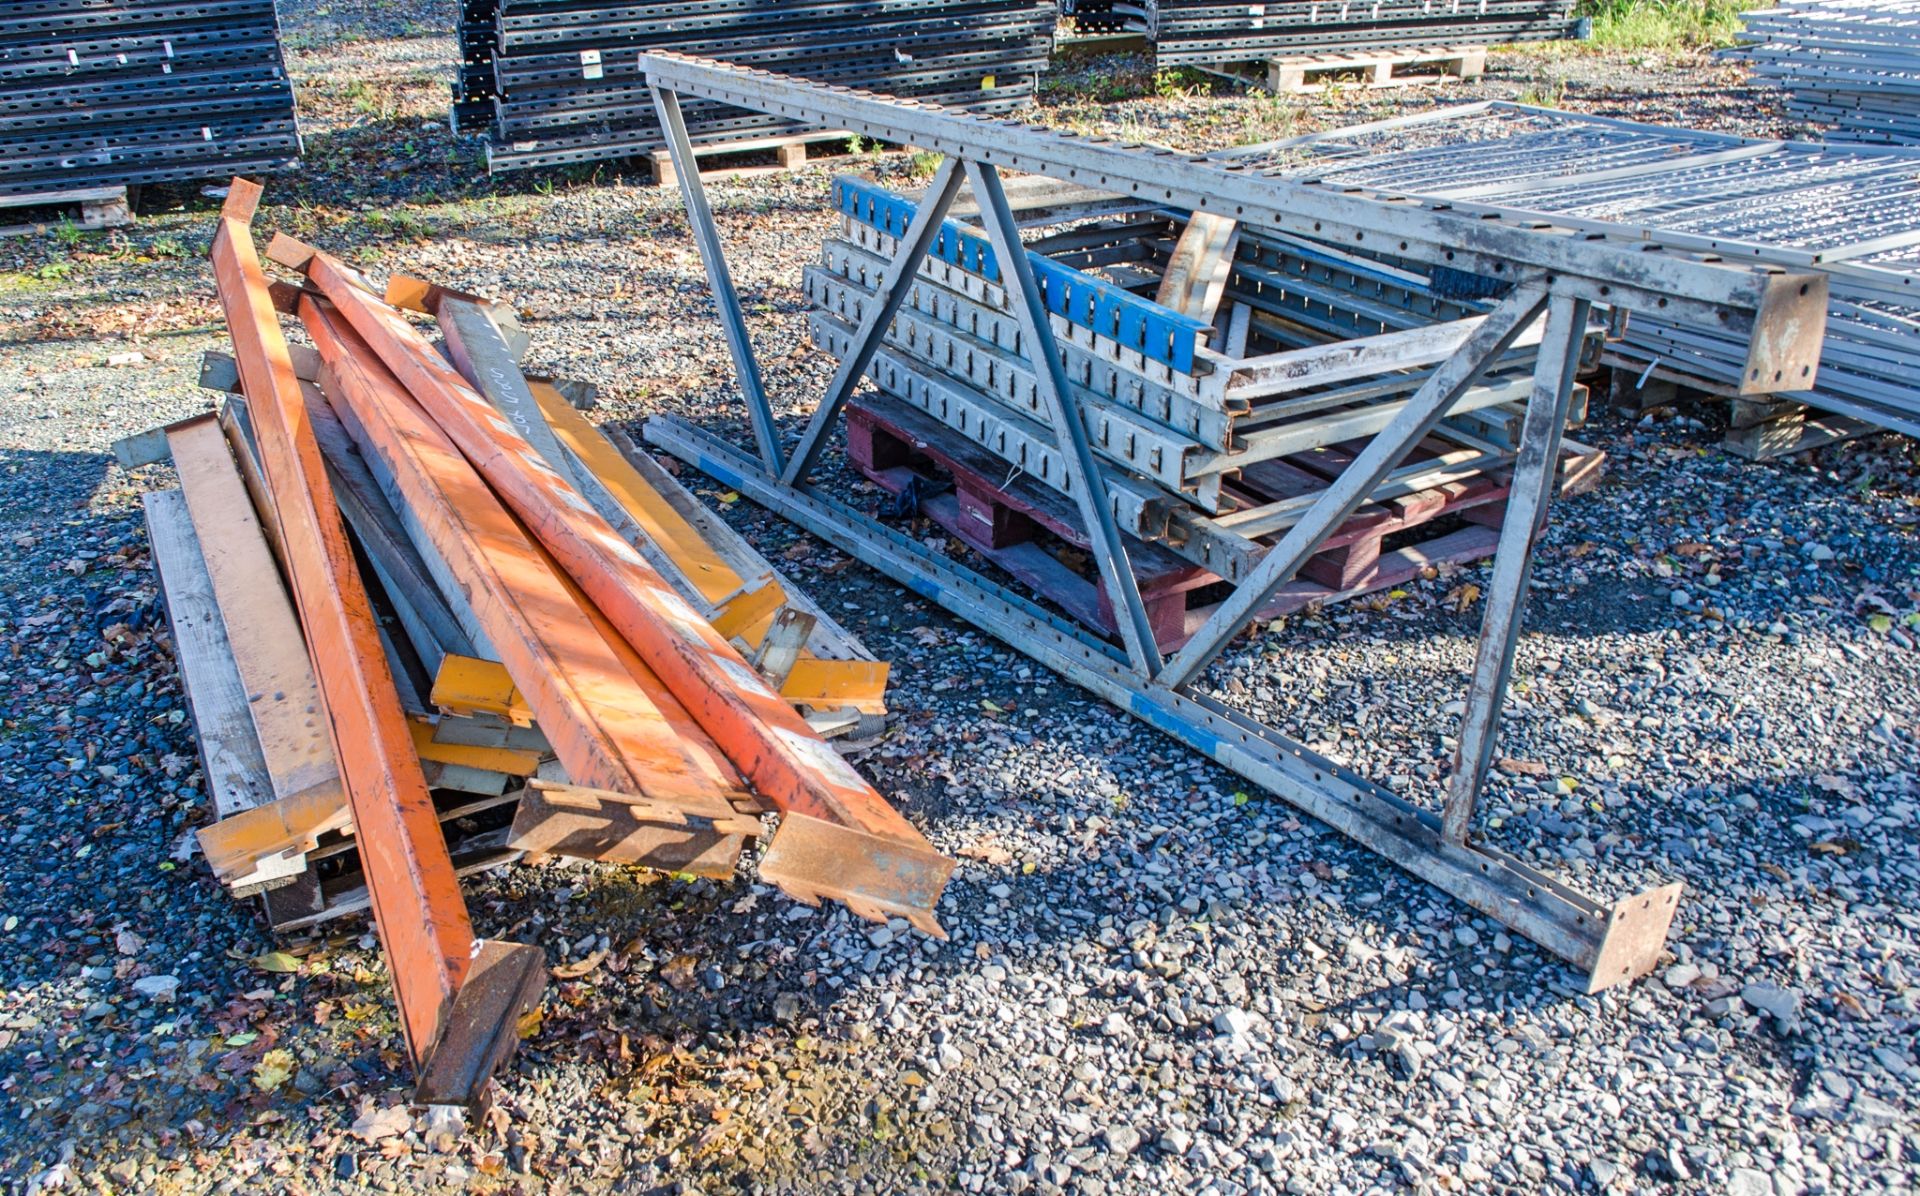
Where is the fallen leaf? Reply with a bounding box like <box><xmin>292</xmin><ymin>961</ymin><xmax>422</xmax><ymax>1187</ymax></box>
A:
<box><xmin>1813</xmin><ymin>773</ymin><xmax>1860</xmax><ymax>799</ymax></box>
<box><xmin>1760</xmin><ymin>862</ymin><xmax>1792</xmax><ymax>882</ymax></box>
<box><xmin>516</xmin><ymin>1006</ymin><xmax>544</xmax><ymax>1039</ymax></box>
<box><xmin>252</xmin><ymin>1049</ymin><xmax>295</xmax><ymax>1091</ymax></box>
<box><xmin>252</xmin><ymin>951</ymin><xmax>301</xmax><ymax>974</ymax></box>
<box><xmin>551</xmin><ymin>949</ymin><xmax>606</xmax><ymax>980</ymax></box>
<box><xmin>958</xmin><ymin>839</ymin><xmax>1013</xmax><ymax>867</ymax></box>
<box><xmin>1445</xmin><ymin>583</ymin><xmax>1481</xmax><ymax>614</ymax></box>
<box><xmin>1833</xmin><ymin>992</ymin><xmax>1869</xmax><ymax>1020</ymax></box>
<box><xmin>660</xmin><ymin>954</ymin><xmax>699</xmax><ymax>992</ymax></box>
<box><xmin>350</xmin><ymin>1102</ymin><xmax>412</xmax><ymax>1144</ymax></box>
<box><xmin>1499</xmin><ymin>757</ymin><xmax>1550</xmax><ymax>777</ymax></box>
<box><xmin>1809</xmin><ymin>839</ymin><xmax>1859</xmax><ymax>856</ymax></box>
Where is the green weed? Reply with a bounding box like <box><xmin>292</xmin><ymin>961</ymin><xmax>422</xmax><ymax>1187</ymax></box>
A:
<box><xmin>1152</xmin><ymin>67</ymin><xmax>1213</xmax><ymax>99</ymax></box>
<box><xmin>904</xmin><ymin>150</ymin><xmax>945</xmax><ymax>180</ymax></box>
<box><xmin>1576</xmin><ymin>0</ymin><xmax>1753</xmax><ymax>51</ymax></box>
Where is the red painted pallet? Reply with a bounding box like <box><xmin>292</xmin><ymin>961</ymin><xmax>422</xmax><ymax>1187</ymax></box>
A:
<box><xmin>845</xmin><ymin>395</ymin><xmax>1604</xmax><ymax>651</ymax></box>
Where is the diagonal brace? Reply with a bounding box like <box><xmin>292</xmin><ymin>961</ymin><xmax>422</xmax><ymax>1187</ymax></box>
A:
<box><xmin>1442</xmin><ymin>295</ymin><xmax>1591</xmax><ymax>843</ymax></box>
<box><xmin>1155</xmin><ymin>281</ymin><xmax>1551</xmax><ymax>691</ymax></box>
<box><xmin>783</xmin><ymin>154</ymin><xmax>964</xmax><ymax>486</ymax></box>
<box><xmin>649</xmin><ymin>85</ymin><xmax>786</xmax><ymax>475</ymax></box>
<box><xmin>965</xmin><ymin>159</ymin><xmax>1162</xmax><ymax>677</ymax></box>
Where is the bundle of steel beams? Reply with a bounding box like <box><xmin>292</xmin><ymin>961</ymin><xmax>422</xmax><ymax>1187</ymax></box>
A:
<box><xmin>455</xmin><ymin>0</ymin><xmax>1055</xmax><ymax>172</ymax></box>
<box><xmin>637</xmin><ymin>53</ymin><xmax>1830</xmax><ymax>997</ymax></box>
<box><xmin>1209</xmin><ymin>101</ymin><xmax>1920</xmax><ymax>439</ymax></box>
<box><xmin>127</xmin><ymin>178</ymin><xmax>944</xmax><ymax>1105</ymax></box>
<box><xmin>1126</xmin><ymin>0</ymin><xmax>1577</xmax><ymax>70</ymax></box>
<box><xmin>1734</xmin><ymin>0</ymin><xmax>1920</xmax><ymax>145</ymax></box>
<box><xmin>0</xmin><ymin>0</ymin><xmax>300</xmax><ymax>197</ymax></box>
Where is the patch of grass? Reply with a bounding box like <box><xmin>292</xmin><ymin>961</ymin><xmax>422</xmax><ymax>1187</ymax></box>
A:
<box><xmin>904</xmin><ymin>150</ymin><xmax>945</xmax><ymax>180</ymax></box>
<box><xmin>1577</xmin><ymin>0</ymin><xmax>1753</xmax><ymax>50</ymax></box>
<box><xmin>1518</xmin><ymin>70</ymin><xmax>1570</xmax><ymax>107</ymax></box>
<box><xmin>360</xmin><ymin>208</ymin><xmax>436</xmax><ymax>239</ymax></box>
<box><xmin>1152</xmin><ymin>67</ymin><xmax>1213</xmax><ymax>99</ymax></box>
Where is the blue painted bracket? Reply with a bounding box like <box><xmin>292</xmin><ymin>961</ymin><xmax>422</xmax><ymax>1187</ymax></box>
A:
<box><xmin>834</xmin><ymin>176</ymin><xmax>1210</xmax><ymax>374</ymax></box>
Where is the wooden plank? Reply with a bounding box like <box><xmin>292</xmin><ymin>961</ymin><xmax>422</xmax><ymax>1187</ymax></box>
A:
<box><xmin>142</xmin><ymin>490</ymin><xmax>282</xmax><ymax>823</ymax></box>
<box><xmin>1156</xmin><ymin>211</ymin><xmax>1241</xmax><ymax>324</ymax></box>
<box><xmin>216</xmin><ymin>397</ymin><xmax>285</xmax><ymax>567</ymax></box>
<box><xmin>166</xmin><ymin>417</ymin><xmax>342</xmax><ymax>813</ymax></box>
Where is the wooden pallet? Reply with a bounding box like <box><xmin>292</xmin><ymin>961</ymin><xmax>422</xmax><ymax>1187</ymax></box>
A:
<box><xmin>1264</xmin><ymin>46</ymin><xmax>1486</xmax><ymax>95</ymax></box>
<box><xmin>646</xmin><ymin>130</ymin><xmax>874</xmax><ymax>188</ymax></box>
<box><xmin>846</xmin><ymin>395</ymin><xmax>1603</xmax><ymax>650</ymax></box>
<box><xmin>1604</xmin><ymin>363</ymin><xmax>1875</xmax><ymax>461</ymax></box>
<box><xmin>0</xmin><ymin>185</ymin><xmax>131</xmax><ymax>238</ymax></box>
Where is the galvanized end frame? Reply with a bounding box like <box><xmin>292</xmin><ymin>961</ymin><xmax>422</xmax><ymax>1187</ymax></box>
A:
<box><xmin>631</xmin><ymin>59</ymin><xmax>1834</xmax><ymax>993</ymax></box>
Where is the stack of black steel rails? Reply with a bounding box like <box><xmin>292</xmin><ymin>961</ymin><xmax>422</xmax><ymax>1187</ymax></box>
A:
<box><xmin>1062</xmin><ymin>0</ymin><xmax>1126</xmax><ymax>34</ymax></box>
<box><xmin>455</xmin><ymin>0</ymin><xmax>1056</xmax><ymax>174</ymax></box>
<box><xmin>1128</xmin><ymin>0</ymin><xmax>1578</xmax><ymax>72</ymax></box>
<box><xmin>0</xmin><ymin>0</ymin><xmax>300</xmax><ymax>201</ymax></box>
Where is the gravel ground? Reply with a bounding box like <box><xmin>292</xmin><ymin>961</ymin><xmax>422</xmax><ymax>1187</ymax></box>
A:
<box><xmin>2</xmin><ymin>4</ymin><xmax>1917</xmax><ymax>1194</ymax></box>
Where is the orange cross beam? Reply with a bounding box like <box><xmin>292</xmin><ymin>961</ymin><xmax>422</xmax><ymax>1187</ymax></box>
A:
<box><xmin>209</xmin><ymin>179</ymin><xmax>544</xmax><ymax>1108</ymax></box>
<box><xmin>273</xmin><ymin>237</ymin><xmax>955</xmax><ymax>935</ymax></box>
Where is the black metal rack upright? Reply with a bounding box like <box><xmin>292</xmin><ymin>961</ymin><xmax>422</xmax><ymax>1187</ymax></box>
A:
<box><xmin>0</xmin><ymin>0</ymin><xmax>301</xmax><ymax>199</ymax></box>
<box><xmin>454</xmin><ymin>0</ymin><xmax>1057</xmax><ymax>173</ymax></box>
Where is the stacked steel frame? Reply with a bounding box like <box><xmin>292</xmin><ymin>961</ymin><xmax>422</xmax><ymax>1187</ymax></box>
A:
<box><xmin>454</xmin><ymin>0</ymin><xmax>1056</xmax><ymax>173</ymax></box>
<box><xmin>1210</xmin><ymin>102</ymin><xmax>1920</xmax><ymax>439</ymax></box>
<box><xmin>1735</xmin><ymin>0</ymin><xmax>1920</xmax><ymax>145</ymax></box>
<box><xmin>1128</xmin><ymin>0</ymin><xmax>1579</xmax><ymax>70</ymax></box>
<box><xmin>802</xmin><ymin>173</ymin><xmax>1598</xmax><ymax>625</ymax></box>
<box><xmin>0</xmin><ymin>0</ymin><xmax>299</xmax><ymax>198</ymax></box>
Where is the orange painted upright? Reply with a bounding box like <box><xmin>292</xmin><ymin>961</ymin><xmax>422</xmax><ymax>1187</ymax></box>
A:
<box><xmin>208</xmin><ymin>181</ymin><xmax>473</xmax><ymax>1069</ymax></box>
<box><xmin>280</xmin><ymin>241</ymin><xmax>955</xmax><ymax>934</ymax></box>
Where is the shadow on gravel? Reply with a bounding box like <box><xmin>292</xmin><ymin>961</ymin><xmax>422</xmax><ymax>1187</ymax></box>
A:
<box><xmin>0</xmin><ymin>447</ymin><xmax>118</xmax><ymax>528</ymax></box>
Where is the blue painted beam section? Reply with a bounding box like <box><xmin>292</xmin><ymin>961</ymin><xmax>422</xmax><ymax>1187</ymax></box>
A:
<box><xmin>834</xmin><ymin>176</ymin><xmax>1210</xmax><ymax>374</ymax></box>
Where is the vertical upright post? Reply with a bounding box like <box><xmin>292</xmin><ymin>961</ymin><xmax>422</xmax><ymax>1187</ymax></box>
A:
<box><xmin>782</xmin><ymin>155</ymin><xmax>964</xmax><ymax>486</ymax></box>
<box><xmin>1442</xmin><ymin>295</ymin><xmax>1591</xmax><ymax>844</ymax></box>
<box><xmin>965</xmin><ymin>160</ymin><xmax>1161</xmax><ymax>677</ymax></box>
<box><xmin>648</xmin><ymin>86</ymin><xmax>786</xmax><ymax>476</ymax></box>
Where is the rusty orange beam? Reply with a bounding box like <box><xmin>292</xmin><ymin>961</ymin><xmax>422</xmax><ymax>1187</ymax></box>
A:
<box><xmin>278</xmin><ymin>239</ymin><xmax>954</xmax><ymax>934</ymax></box>
<box><xmin>210</xmin><ymin>179</ymin><xmax>541</xmax><ymax>1107</ymax></box>
<box><xmin>297</xmin><ymin>296</ymin><xmax>751</xmax><ymax>824</ymax></box>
